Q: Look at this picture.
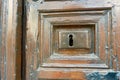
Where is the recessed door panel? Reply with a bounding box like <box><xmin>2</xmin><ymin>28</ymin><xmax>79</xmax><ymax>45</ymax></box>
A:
<box><xmin>25</xmin><ymin>0</ymin><xmax>120</xmax><ymax>80</ymax></box>
<box><xmin>54</xmin><ymin>25</ymin><xmax>94</xmax><ymax>55</ymax></box>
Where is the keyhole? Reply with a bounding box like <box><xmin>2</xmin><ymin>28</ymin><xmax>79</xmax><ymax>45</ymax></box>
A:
<box><xmin>69</xmin><ymin>34</ymin><xmax>73</xmax><ymax>46</ymax></box>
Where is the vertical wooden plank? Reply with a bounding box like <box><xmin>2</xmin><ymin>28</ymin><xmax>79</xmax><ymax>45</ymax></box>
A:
<box><xmin>6</xmin><ymin>0</ymin><xmax>16</xmax><ymax>79</ymax></box>
<box><xmin>16</xmin><ymin>0</ymin><xmax>23</xmax><ymax>79</ymax></box>
<box><xmin>98</xmin><ymin>16</ymin><xmax>106</xmax><ymax>65</ymax></box>
<box><xmin>113</xmin><ymin>6</ymin><xmax>120</xmax><ymax>71</ymax></box>
<box><xmin>26</xmin><ymin>2</ymin><xmax>39</xmax><ymax>80</ymax></box>
<box><xmin>0</xmin><ymin>0</ymin><xmax>22</xmax><ymax>80</ymax></box>
<box><xmin>1</xmin><ymin>0</ymin><xmax>9</xmax><ymax>79</ymax></box>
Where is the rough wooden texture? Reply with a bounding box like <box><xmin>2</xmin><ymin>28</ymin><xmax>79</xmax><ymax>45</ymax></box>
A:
<box><xmin>26</xmin><ymin>3</ymin><xmax>39</xmax><ymax>80</ymax></box>
<box><xmin>0</xmin><ymin>0</ymin><xmax>120</xmax><ymax>80</ymax></box>
<box><xmin>39</xmin><ymin>70</ymin><xmax>86</xmax><ymax>80</ymax></box>
<box><xmin>86</xmin><ymin>72</ymin><xmax>120</xmax><ymax>80</ymax></box>
<box><xmin>0</xmin><ymin>0</ymin><xmax>22</xmax><ymax>80</ymax></box>
<box><xmin>25</xmin><ymin>0</ymin><xmax>120</xmax><ymax>80</ymax></box>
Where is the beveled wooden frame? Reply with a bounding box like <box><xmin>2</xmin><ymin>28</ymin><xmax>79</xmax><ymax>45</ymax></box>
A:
<box><xmin>39</xmin><ymin>9</ymin><xmax>112</xmax><ymax>68</ymax></box>
<box><xmin>1</xmin><ymin>0</ymin><xmax>120</xmax><ymax>80</ymax></box>
<box><xmin>25</xmin><ymin>0</ymin><xmax>119</xmax><ymax>80</ymax></box>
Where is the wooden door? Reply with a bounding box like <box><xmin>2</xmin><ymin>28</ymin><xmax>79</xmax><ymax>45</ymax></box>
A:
<box><xmin>25</xmin><ymin>0</ymin><xmax>120</xmax><ymax>80</ymax></box>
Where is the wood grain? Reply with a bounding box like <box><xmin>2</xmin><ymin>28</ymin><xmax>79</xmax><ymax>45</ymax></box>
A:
<box><xmin>1</xmin><ymin>0</ymin><xmax>22</xmax><ymax>80</ymax></box>
<box><xmin>25</xmin><ymin>0</ymin><xmax>120</xmax><ymax>79</ymax></box>
<box><xmin>1</xmin><ymin>0</ymin><xmax>120</xmax><ymax>80</ymax></box>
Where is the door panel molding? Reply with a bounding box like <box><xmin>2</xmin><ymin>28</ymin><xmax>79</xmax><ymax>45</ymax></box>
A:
<box><xmin>26</xmin><ymin>0</ymin><xmax>120</xmax><ymax>80</ymax></box>
<box><xmin>0</xmin><ymin>0</ymin><xmax>120</xmax><ymax>80</ymax></box>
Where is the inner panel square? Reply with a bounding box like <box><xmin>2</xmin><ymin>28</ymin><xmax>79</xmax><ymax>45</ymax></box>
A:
<box><xmin>53</xmin><ymin>25</ymin><xmax>95</xmax><ymax>55</ymax></box>
<box><xmin>59</xmin><ymin>29</ymin><xmax>91</xmax><ymax>49</ymax></box>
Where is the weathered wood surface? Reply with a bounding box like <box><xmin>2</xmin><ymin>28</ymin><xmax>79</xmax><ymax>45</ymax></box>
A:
<box><xmin>25</xmin><ymin>0</ymin><xmax>120</xmax><ymax>80</ymax></box>
<box><xmin>0</xmin><ymin>0</ymin><xmax>22</xmax><ymax>80</ymax></box>
<box><xmin>0</xmin><ymin>0</ymin><xmax>120</xmax><ymax>80</ymax></box>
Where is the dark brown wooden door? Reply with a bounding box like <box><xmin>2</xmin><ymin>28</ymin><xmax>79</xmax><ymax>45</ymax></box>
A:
<box><xmin>25</xmin><ymin>0</ymin><xmax>120</xmax><ymax>80</ymax></box>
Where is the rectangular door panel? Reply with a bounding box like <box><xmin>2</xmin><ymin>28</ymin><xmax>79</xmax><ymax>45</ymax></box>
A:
<box><xmin>25</xmin><ymin>0</ymin><xmax>120</xmax><ymax>80</ymax></box>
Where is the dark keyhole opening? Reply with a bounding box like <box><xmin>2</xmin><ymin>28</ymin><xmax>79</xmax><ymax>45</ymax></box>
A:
<box><xmin>69</xmin><ymin>34</ymin><xmax>73</xmax><ymax>46</ymax></box>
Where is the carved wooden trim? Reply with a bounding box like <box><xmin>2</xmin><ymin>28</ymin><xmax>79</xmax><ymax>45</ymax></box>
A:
<box><xmin>38</xmin><ymin>9</ymin><xmax>112</xmax><ymax>69</ymax></box>
<box><xmin>26</xmin><ymin>0</ymin><xmax>120</xmax><ymax>79</ymax></box>
<box><xmin>0</xmin><ymin>0</ymin><xmax>22</xmax><ymax>80</ymax></box>
<box><xmin>26</xmin><ymin>4</ymin><xmax>39</xmax><ymax>80</ymax></box>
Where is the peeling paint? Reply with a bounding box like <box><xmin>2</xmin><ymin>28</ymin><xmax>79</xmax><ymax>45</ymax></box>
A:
<box><xmin>86</xmin><ymin>72</ymin><xmax>120</xmax><ymax>80</ymax></box>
